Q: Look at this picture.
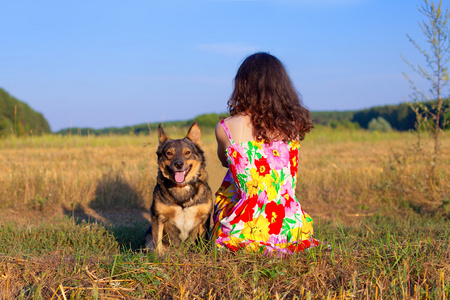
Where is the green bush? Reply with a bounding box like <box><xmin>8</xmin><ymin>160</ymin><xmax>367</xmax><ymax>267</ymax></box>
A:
<box><xmin>368</xmin><ymin>117</ymin><xmax>393</xmax><ymax>132</ymax></box>
<box><xmin>193</xmin><ymin>113</ymin><xmax>228</xmax><ymax>129</ymax></box>
<box><xmin>329</xmin><ymin>119</ymin><xmax>361</xmax><ymax>130</ymax></box>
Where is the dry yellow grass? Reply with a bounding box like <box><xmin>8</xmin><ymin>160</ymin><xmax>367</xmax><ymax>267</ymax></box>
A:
<box><xmin>298</xmin><ymin>130</ymin><xmax>450</xmax><ymax>222</ymax></box>
<box><xmin>0</xmin><ymin>128</ymin><xmax>448</xmax><ymax>224</ymax></box>
<box><xmin>0</xmin><ymin>128</ymin><xmax>449</xmax><ymax>299</ymax></box>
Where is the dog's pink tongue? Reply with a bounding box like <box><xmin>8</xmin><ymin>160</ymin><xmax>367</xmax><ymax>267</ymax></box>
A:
<box><xmin>174</xmin><ymin>171</ymin><xmax>185</xmax><ymax>183</ymax></box>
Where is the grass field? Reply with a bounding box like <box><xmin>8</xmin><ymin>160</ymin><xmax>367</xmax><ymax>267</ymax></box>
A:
<box><xmin>0</xmin><ymin>127</ymin><xmax>449</xmax><ymax>299</ymax></box>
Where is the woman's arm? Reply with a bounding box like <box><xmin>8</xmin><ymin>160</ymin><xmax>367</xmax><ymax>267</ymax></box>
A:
<box><xmin>215</xmin><ymin>122</ymin><xmax>230</xmax><ymax>168</ymax></box>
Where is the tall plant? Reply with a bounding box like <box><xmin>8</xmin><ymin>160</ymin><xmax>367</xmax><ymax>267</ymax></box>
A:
<box><xmin>403</xmin><ymin>0</ymin><xmax>450</xmax><ymax>176</ymax></box>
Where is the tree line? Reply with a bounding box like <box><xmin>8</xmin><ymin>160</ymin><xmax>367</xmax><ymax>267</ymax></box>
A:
<box><xmin>56</xmin><ymin>113</ymin><xmax>229</xmax><ymax>136</ymax></box>
<box><xmin>0</xmin><ymin>88</ymin><xmax>51</xmax><ymax>137</ymax></box>
<box><xmin>312</xmin><ymin>100</ymin><xmax>449</xmax><ymax>131</ymax></box>
<box><xmin>56</xmin><ymin>101</ymin><xmax>450</xmax><ymax>136</ymax></box>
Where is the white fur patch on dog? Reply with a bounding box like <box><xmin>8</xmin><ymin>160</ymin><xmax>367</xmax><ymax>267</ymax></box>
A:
<box><xmin>172</xmin><ymin>203</ymin><xmax>198</xmax><ymax>241</ymax></box>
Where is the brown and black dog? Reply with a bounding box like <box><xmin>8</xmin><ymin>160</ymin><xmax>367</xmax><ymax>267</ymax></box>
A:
<box><xmin>145</xmin><ymin>122</ymin><xmax>213</xmax><ymax>254</ymax></box>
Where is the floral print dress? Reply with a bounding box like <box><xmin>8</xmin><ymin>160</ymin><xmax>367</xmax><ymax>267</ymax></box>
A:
<box><xmin>213</xmin><ymin>120</ymin><xmax>321</xmax><ymax>255</ymax></box>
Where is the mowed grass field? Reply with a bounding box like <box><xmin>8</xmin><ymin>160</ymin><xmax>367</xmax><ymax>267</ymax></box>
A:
<box><xmin>0</xmin><ymin>127</ymin><xmax>449</xmax><ymax>299</ymax></box>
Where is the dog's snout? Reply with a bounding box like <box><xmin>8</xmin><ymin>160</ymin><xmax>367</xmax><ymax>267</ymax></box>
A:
<box><xmin>174</xmin><ymin>161</ymin><xmax>184</xmax><ymax>169</ymax></box>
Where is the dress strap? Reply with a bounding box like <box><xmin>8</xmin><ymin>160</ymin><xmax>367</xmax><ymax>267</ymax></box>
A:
<box><xmin>220</xmin><ymin>120</ymin><xmax>235</xmax><ymax>144</ymax></box>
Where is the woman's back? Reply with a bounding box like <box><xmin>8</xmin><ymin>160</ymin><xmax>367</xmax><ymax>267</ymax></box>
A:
<box><xmin>223</xmin><ymin>115</ymin><xmax>254</xmax><ymax>144</ymax></box>
<box><xmin>216</xmin><ymin>114</ymin><xmax>288</xmax><ymax>168</ymax></box>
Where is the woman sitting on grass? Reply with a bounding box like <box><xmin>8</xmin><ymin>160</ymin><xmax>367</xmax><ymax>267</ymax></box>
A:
<box><xmin>213</xmin><ymin>52</ymin><xmax>321</xmax><ymax>255</ymax></box>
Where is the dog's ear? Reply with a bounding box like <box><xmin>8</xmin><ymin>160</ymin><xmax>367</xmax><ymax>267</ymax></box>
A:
<box><xmin>186</xmin><ymin>122</ymin><xmax>202</xmax><ymax>147</ymax></box>
<box><xmin>157</xmin><ymin>124</ymin><xmax>170</xmax><ymax>145</ymax></box>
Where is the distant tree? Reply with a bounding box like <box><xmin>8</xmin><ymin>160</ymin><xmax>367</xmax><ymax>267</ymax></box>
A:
<box><xmin>0</xmin><ymin>88</ymin><xmax>51</xmax><ymax>137</ymax></box>
<box><xmin>368</xmin><ymin>117</ymin><xmax>393</xmax><ymax>132</ymax></box>
<box><xmin>193</xmin><ymin>113</ymin><xmax>228</xmax><ymax>129</ymax></box>
<box><xmin>0</xmin><ymin>116</ymin><xmax>12</xmax><ymax>137</ymax></box>
<box><xmin>403</xmin><ymin>0</ymin><xmax>450</xmax><ymax>174</ymax></box>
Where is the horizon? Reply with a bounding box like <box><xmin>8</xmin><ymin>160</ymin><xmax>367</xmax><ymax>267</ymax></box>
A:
<box><xmin>51</xmin><ymin>107</ymin><xmax>390</xmax><ymax>132</ymax></box>
<box><xmin>1</xmin><ymin>0</ymin><xmax>436</xmax><ymax>131</ymax></box>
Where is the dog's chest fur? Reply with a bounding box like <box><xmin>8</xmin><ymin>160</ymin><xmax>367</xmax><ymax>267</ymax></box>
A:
<box><xmin>171</xmin><ymin>204</ymin><xmax>200</xmax><ymax>241</ymax></box>
<box><xmin>154</xmin><ymin>188</ymin><xmax>212</xmax><ymax>242</ymax></box>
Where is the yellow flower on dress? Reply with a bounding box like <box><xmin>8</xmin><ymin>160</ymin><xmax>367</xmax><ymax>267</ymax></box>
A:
<box><xmin>245</xmin><ymin>182</ymin><xmax>258</xmax><ymax>198</ymax></box>
<box><xmin>290</xmin><ymin>215</ymin><xmax>314</xmax><ymax>241</ymax></box>
<box><xmin>264</xmin><ymin>170</ymin><xmax>278</xmax><ymax>201</ymax></box>
<box><xmin>241</xmin><ymin>215</ymin><xmax>270</xmax><ymax>241</ymax></box>
<box><xmin>290</xmin><ymin>227</ymin><xmax>311</xmax><ymax>241</ymax></box>
<box><xmin>245</xmin><ymin>181</ymin><xmax>259</xmax><ymax>197</ymax></box>
<box><xmin>228</xmin><ymin>236</ymin><xmax>242</xmax><ymax>248</ymax></box>
<box><xmin>290</xmin><ymin>140</ymin><xmax>300</xmax><ymax>150</ymax></box>
<box><xmin>246</xmin><ymin>168</ymin><xmax>280</xmax><ymax>201</ymax></box>
<box><xmin>245</xmin><ymin>241</ymin><xmax>262</xmax><ymax>253</ymax></box>
<box><xmin>251</xmin><ymin>168</ymin><xmax>266</xmax><ymax>186</ymax></box>
<box><xmin>276</xmin><ymin>243</ymin><xmax>289</xmax><ymax>249</ymax></box>
<box><xmin>246</xmin><ymin>168</ymin><xmax>266</xmax><ymax>196</ymax></box>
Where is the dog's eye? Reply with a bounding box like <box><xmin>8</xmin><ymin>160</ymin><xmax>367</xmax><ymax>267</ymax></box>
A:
<box><xmin>184</xmin><ymin>150</ymin><xmax>191</xmax><ymax>156</ymax></box>
<box><xmin>166</xmin><ymin>151</ymin><xmax>173</xmax><ymax>157</ymax></box>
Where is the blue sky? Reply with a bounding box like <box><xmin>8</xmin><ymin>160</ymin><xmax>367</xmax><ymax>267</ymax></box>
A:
<box><xmin>0</xmin><ymin>0</ymin><xmax>433</xmax><ymax>131</ymax></box>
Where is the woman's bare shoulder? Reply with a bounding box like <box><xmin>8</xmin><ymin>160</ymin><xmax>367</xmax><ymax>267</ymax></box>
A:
<box><xmin>223</xmin><ymin>114</ymin><xmax>254</xmax><ymax>143</ymax></box>
<box><xmin>224</xmin><ymin>114</ymin><xmax>251</xmax><ymax>128</ymax></box>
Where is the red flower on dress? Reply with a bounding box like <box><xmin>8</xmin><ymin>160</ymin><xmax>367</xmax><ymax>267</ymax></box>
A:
<box><xmin>230</xmin><ymin>194</ymin><xmax>258</xmax><ymax>225</ymax></box>
<box><xmin>229</xmin><ymin>163</ymin><xmax>239</xmax><ymax>184</ymax></box>
<box><xmin>288</xmin><ymin>240</ymin><xmax>311</xmax><ymax>252</ymax></box>
<box><xmin>254</xmin><ymin>157</ymin><xmax>271</xmax><ymax>177</ymax></box>
<box><xmin>226</xmin><ymin>244</ymin><xmax>240</xmax><ymax>252</ymax></box>
<box><xmin>265</xmin><ymin>201</ymin><xmax>285</xmax><ymax>235</ymax></box>
<box><xmin>289</xmin><ymin>149</ymin><xmax>299</xmax><ymax>178</ymax></box>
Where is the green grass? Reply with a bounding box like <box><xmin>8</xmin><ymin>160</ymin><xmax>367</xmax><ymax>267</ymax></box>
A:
<box><xmin>1</xmin><ymin>215</ymin><xmax>448</xmax><ymax>299</ymax></box>
<box><xmin>0</xmin><ymin>218</ymin><xmax>119</xmax><ymax>258</ymax></box>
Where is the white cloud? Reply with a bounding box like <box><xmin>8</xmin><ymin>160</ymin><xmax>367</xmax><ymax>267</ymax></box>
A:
<box><xmin>196</xmin><ymin>43</ymin><xmax>260</xmax><ymax>57</ymax></box>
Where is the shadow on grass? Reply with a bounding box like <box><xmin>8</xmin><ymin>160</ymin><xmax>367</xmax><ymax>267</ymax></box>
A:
<box><xmin>63</xmin><ymin>170</ymin><xmax>152</xmax><ymax>251</ymax></box>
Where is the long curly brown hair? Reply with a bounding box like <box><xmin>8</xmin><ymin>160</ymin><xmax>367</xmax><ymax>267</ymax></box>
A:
<box><xmin>228</xmin><ymin>52</ymin><xmax>313</xmax><ymax>141</ymax></box>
